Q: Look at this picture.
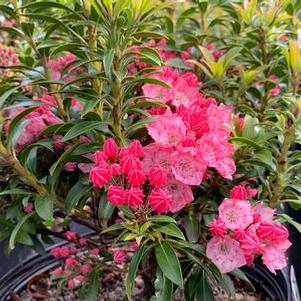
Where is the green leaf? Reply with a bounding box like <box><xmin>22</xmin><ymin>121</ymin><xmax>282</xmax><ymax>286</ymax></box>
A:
<box><xmin>98</xmin><ymin>193</ymin><xmax>115</xmax><ymax>227</ymax></box>
<box><xmin>155</xmin><ymin>241</ymin><xmax>183</xmax><ymax>287</ymax></box>
<box><xmin>184</xmin><ymin>215</ymin><xmax>200</xmax><ymax>242</ymax></box>
<box><xmin>139</xmin><ymin>47</ymin><xmax>162</xmax><ymax>66</ymax></box>
<box><xmin>65</xmin><ymin>182</ymin><xmax>91</xmax><ymax>214</ymax></box>
<box><xmin>103</xmin><ymin>49</ymin><xmax>115</xmax><ymax>78</ymax></box>
<box><xmin>62</xmin><ymin>121</ymin><xmax>108</xmax><ymax>141</ymax></box>
<box><xmin>230</xmin><ymin>137</ymin><xmax>262</xmax><ymax>149</ymax></box>
<box><xmin>125</xmin><ymin>117</ymin><xmax>155</xmax><ymax>137</ymax></box>
<box><xmin>126</xmin><ymin>246</ymin><xmax>148</xmax><ymax>301</ymax></box>
<box><xmin>85</xmin><ymin>270</ymin><xmax>101</xmax><ymax>301</ymax></box>
<box><xmin>155</xmin><ymin>224</ymin><xmax>185</xmax><ymax>240</ymax></box>
<box><xmin>151</xmin><ymin>267</ymin><xmax>173</xmax><ymax>301</ymax></box>
<box><xmin>0</xmin><ymin>189</ymin><xmax>32</xmax><ymax>196</ymax></box>
<box><xmin>34</xmin><ymin>194</ymin><xmax>54</xmax><ymax>221</ymax></box>
<box><xmin>148</xmin><ymin>216</ymin><xmax>177</xmax><ymax>224</ymax></box>
<box><xmin>195</xmin><ymin>270</ymin><xmax>214</xmax><ymax>301</ymax></box>
<box><xmin>9</xmin><ymin>213</ymin><xmax>33</xmax><ymax>250</ymax></box>
<box><xmin>277</xmin><ymin>213</ymin><xmax>301</xmax><ymax>234</ymax></box>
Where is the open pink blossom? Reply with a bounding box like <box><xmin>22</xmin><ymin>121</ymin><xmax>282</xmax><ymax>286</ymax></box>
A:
<box><xmin>206</xmin><ymin>236</ymin><xmax>246</xmax><ymax>273</ymax></box>
<box><xmin>142</xmin><ymin>143</ymin><xmax>173</xmax><ymax>173</ymax></box>
<box><xmin>262</xmin><ymin>240</ymin><xmax>291</xmax><ymax>274</ymax></box>
<box><xmin>257</xmin><ymin>222</ymin><xmax>289</xmax><ymax>242</ymax></box>
<box><xmin>218</xmin><ymin>198</ymin><xmax>253</xmax><ymax>230</ymax></box>
<box><xmin>165</xmin><ymin>176</ymin><xmax>193</xmax><ymax>212</ymax></box>
<box><xmin>252</xmin><ymin>203</ymin><xmax>275</xmax><ymax>222</ymax></box>
<box><xmin>147</xmin><ymin>113</ymin><xmax>186</xmax><ymax>146</ymax></box>
<box><xmin>171</xmin><ymin>146</ymin><xmax>207</xmax><ymax>185</ymax></box>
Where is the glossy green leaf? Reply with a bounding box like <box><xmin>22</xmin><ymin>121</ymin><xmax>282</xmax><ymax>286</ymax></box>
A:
<box><xmin>155</xmin><ymin>241</ymin><xmax>183</xmax><ymax>287</ymax></box>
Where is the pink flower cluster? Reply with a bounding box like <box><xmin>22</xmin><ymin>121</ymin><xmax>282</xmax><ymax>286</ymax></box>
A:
<box><xmin>5</xmin><ymin>93</ymin><xmax>83</xmax><ymax>150</ymax></box>
<box><xmin>89</xmin><ymin>138</ymin><xmax>176</xmax><ymax>213</ymax></box>
<box><xmin>206</xmin><ymin>185</ymin><xmax>291</xmax><ymax>274</ymax></box>
<box><xmin>0</xmin><ymin>44</ymin><xmax>18</xmax><ymax>76</ymax></box>
<box><xmin>51</xmin><ymin>232</ymin><xmax>99</xmax><ymax>289</ymax></box>
<box><xmin>142</xmin><ymin>67</ymin><xmax>235</xmax><ymax>187</ymax></box>
<box><xmin>48</xmin><ymin>53</ymin><xmax>84</xmax><ymax>81</ymax></box>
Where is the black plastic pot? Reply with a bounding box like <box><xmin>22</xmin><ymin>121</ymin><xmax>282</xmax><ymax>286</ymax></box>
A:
<box><xmin>0</xmin><ymin>244</ymin><xmax>293</xmax><ymax>301</ymax></box>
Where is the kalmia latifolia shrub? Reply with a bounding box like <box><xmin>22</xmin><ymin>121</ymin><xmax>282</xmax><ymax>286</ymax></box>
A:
<box><xmin>0</xmin><ymin>1</ymin><xmax>300</xmax><ymax>300</ymax></box>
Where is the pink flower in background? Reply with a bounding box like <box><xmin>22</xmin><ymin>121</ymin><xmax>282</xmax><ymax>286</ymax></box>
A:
<box><xmin>53</xmin><ymin>267</ymin><xmax>63</xmax><ymax>277</ymax></box>
<box><xmin>66</xmin><ymin>231</ymin><xmax>76</xmax><ymax>241</ymax></box>
<box><xmin>113</xmin><ymin>249</ymin><xmax>126</xmax><ymax>263</ymax></box>
<box><xmin>268</xmin><ymin>86</ymin><xmax>281</xmax><ymax>97</ymax></box>
<box><xmin>149</xmin><ymin>188</ymin><xmax>173</xmax><ymax>213</ymax></box>
<box><xmin>218</xmin><ymin>198</ymin><xmax>253</xmax><ymax>230</ymax></box>
<box><xmin>64</xmin><ymin>162</ymin><xmax>77</xmax><ymax>172</ymax></box>
<box><xmin>206</xmin><ymin>236</ymin><xmax>247</xmax><ymax>273</ymax></box>
<box><xmin>171</xmin><ymin>147</ymin><xmax>207</xmax><ymax>185</ymax></box>
<box><xmin>81</xmin><ymin>265</ymin><xmax>91</xmax><ymax>274</ymax></box>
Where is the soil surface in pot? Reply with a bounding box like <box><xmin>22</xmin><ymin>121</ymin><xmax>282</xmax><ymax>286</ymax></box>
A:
<box><xmin>11</xmin><ymin>267</ymin><xmax>270</xmax><ymax>301</ymax></box>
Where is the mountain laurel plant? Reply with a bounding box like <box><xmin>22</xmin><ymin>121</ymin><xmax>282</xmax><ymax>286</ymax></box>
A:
<box><xmin>0</xmin><ymin>0</ymin><xmax>301</xmax><ymax>300</ymax></box>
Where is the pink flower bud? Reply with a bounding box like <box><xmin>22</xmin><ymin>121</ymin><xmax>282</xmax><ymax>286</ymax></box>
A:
<box><xmin>75</xmin><ymin>275</ymin><xmax>86</xmax><ymax>284</ymax></box>
<box><xmin>90</xmin><ymin>248</ymin><xmax>100</xmax><ymax>256</ymax></box>
<box><xmin>149</xmin><ymin>188</ymin><xmax>172</xmax><ymax>214</ymax></box>
<box><xmin>81</xmin><ymin>265</ymin><xmax>91</xmax><ymax>274</ymax></box>
<box><xmin>230</xmin><ymin>185</ymin><xmax>248</xmax><ymax>200</ymax></box>
<box><xmin>23</xmin><ymin>203</ymin><xmax>33</xmax><ymax>213</ymax></box>
<box><xmin>65</xmin><ymin>258</ymin><xmax>78</xmax><ymax>267</ymax></box>
<box><xmin>52</xmin><ymin>267</ymin><xmax>63</xmax><ymax>277</ymax></box>
<box><xmin>149</xmin><ymin>166</ymin><xmax>167</xmax><ymax>187</ymax></box>
<box><xmin>125</xmin><ymin>187</ymin><xmax>144</xmax><ymax>208</ymax></box>
<box><xmin>94</xmin><ymin>151</ymin><xmax>108</xmax><ymax>166</ymax></box>
<box><xmin>128</xmin><ymin>140</ymin><xmax>143</xmax><ymax>158</ymax></box>
<box><xmin>103</xmin><ymin>138</ymin><xmax>119</xmax><ymax>161</ymax></box>
<box><xmin>66</xmin><ymin>231</ymin><xmax>76</xmax><ymax>241</ymax></box>
<box><xmin>68</xmin><ymin>279</ymin><xmax>76</xmax><ymax>289</ymax></box>
<box><xmin>69</xmin><ymin>246</ymin><xmax>78</xmax><ymax>255</ymax></box>
<box><xmin>120</xmin><ymin>154</ymin><xmax>141</xmax><ymax>173</ymax></box>
<box><xmin>50</xmin><ymin>247</ymin><xmax>61</xmax><ymax>258</ymax></box>
<box><xmin>113</xmin><ymin>249</ymin><xmax>126</xmax><ymax>263</ymax></box>
<box><xmin>60</xmin><ymin>247</ymin><xmax>70</xmax><ymax>258</ymax></box>
<box><xmin>64</xmin><ymin>162</ymin><xmax>77</xmax><ymax>172</ymax></box>
<box><xmin>89</xmin><ymin>166</ymin><xmax>111</xmax><ymax>188</ymax></box>
<box><xmin>110</xmin><ymin>163</ymin><xmax>122</xmax><ymax>176</ymax></box>
<box><xmin>108</xmin><ymin>185</ymin><xmax>125</xmax><ymax>206</ymax></box>
<box><xmin>127</xmin><ymin>169</ymin><xmax>146</xmax><ymax>187</ymax></box>
<box><xmin>79</xmin><ymin>238</ymin><xmax>87</xmax><ymax>247</ymax></box>
<box><xmin>209</xmin><ymin>219</ymin><xmax>227</xmax><ymax>237</ymax></box>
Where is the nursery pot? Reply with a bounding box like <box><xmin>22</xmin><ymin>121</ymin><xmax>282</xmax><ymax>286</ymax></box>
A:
<box><xmin>0</xmin><ymin>243</ymin><xmax>293</xmax><ymax>301</ymax></box>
